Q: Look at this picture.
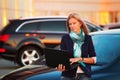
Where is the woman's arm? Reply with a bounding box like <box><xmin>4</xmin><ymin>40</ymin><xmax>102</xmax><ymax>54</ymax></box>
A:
<box><xmin>70</xmin><ymin>57</ymin><xmax>96</xmax><ymax>64</ymax></box>
<box><xmin>81</xmin><ymin>57</ymin><xmax>96</xmax><ymax>64</ymax></box>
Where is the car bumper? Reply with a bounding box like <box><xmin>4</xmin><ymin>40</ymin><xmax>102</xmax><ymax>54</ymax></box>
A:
<box><xmin>0</xmin><ymin>45</ymin><xmax>17</xmax><ymax>59</ymax></box>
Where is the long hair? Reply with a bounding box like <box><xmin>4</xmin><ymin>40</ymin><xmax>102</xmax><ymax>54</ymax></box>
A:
<box><xmin>66</xmin><ymin>13</ymin><xmax>89</xmax><ymax>35</ymax></box>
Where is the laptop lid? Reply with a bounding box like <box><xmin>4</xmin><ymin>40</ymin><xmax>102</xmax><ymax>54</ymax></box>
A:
<box><xmin>44</xmin><ymin>48</ymin><xmax>72</xmax><ymax>70</ymax></box>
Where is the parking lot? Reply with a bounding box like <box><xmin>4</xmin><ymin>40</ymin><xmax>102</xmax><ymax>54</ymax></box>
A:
<box><xmin>0</xmin><ymin>58</ymin><xmax>20</xmax><ymax>77</ymax></box>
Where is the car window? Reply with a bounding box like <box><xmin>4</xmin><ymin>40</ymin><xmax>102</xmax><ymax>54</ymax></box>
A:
<box><xmin>85</xmin><ymin>21</ymin><xmax>102</xmax><ymax>32</ymax></box>
<box><xmin>86</xmin><ymin>24</ymin><xmax>97</xmax><ymax>32</ymax></box>
<box><xmin>38</xmin><ymin>21</ymin><xmax>66</xmax><ymax>32</ymax></box>
<box><xmin>18</xmin><ymin>22</ymin><xmax>39</xmax><ymax>32</ymax></box>
<box><xmin>86</xmin><ymin>23</ymin><xmax>102</xmax><ymax>32</ymax></box>
<box><xmin>2</xmin><ymin>21</ymin><xmax>21</xmax><ymax>33</ymax></box>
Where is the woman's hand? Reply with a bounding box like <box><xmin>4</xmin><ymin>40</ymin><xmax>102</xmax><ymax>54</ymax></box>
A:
<box><xmin>70</xmin><ymin>58</ymin><xmax>82</xmax><ymax>64</ymax></box>
<box><xmin>56</xmin><ymin>64</ymin><xmax>65</xmax><ymax>72</ymax></box>
<box><xmin>70</xmin><ymin>57</ymin><xmax>96</xmax><ymax>64</ymax></box>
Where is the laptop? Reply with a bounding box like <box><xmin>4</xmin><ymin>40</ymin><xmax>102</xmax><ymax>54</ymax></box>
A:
<box><xmin>44</xmin><ymin>48</ymin><xmax>72</xmax><ymax>70</ymax></box>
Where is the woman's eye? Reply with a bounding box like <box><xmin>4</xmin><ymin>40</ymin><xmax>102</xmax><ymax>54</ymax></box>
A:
<box><xmin>73</xmin><ymin>22</ymin><xmax>76</xmax><ymax>24</ymax></box>
<box><xmin>73</xmin><ymin>22</ymin><xmax>76</xmax><ymax>25</ymax></box>
<box><xmin>69</xmin><ymin>23</ymin><xmax>72</xmax><ymax>26</ymax></box>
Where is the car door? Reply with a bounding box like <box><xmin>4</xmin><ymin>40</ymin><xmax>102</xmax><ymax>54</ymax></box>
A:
<box><xmin>36</xmin><ymin>19</ymin><xmax>67</xmax><ymax>48</ymax></box>
<box><xmin>91</xmin><ymin>34</ymin><xmax>120</xmax><ymax>80</ymax></box>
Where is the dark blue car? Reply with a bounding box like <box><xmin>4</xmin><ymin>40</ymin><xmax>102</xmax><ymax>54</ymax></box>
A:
<box><xmin>0</xmin><ymin>29</ymin><xmax>120</xmax><ymax>80</ymax></box>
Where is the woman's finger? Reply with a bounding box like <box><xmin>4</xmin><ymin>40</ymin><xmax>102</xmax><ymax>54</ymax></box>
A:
<box><xmin>56</xmin><ymin>64</ymin><xmax>65</xmax><ymax>71</ymax></box>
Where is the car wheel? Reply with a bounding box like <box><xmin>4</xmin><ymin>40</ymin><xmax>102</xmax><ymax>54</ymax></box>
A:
<box><xmin>17</xmin><ymin>46</ymin><xmax>42</xmax><ymax>66</ymax></box>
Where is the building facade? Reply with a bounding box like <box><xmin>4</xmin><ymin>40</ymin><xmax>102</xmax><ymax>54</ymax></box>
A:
<box><xmin>0</xmin><ymin>0</ymin><xmax>120</xmax><ymax>30</ymax></box>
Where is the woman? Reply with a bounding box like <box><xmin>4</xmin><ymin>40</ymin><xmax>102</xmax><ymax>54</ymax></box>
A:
<box><xmin>56</xmin><ymin>13</ymin><xmax>96</xmax><ymax>80</ymax></box>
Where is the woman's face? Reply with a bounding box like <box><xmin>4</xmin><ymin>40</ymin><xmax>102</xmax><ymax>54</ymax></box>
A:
<box><xmin>68</xmin><ymin>18</ymin><xmax>82</xmax><ymax>33</ymax></box>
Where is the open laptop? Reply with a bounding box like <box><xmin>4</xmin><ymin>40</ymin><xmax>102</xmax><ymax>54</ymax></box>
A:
<box><xmin>44</xmin><ymin>48</ymin><xmax>72</xmax><ymax>70</ymax></box>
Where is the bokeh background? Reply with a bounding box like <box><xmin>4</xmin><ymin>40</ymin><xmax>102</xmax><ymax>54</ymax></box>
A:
<box><xmin>0</xmin><ymin>0</ymin><xmax>120</xmax><ymax>30</ymax></box>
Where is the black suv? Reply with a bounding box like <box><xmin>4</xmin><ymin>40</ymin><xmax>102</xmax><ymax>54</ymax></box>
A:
<box><xmin>0</xmin><ymin>16</ymin><xmax>102</xmax><ymax>66</ymax></box>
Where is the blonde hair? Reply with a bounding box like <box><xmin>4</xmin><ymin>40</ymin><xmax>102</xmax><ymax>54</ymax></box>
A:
<box><xmin>66</xmin><ymin>13</ymin><xmax>89</xmax><ymax>35</ymax></box>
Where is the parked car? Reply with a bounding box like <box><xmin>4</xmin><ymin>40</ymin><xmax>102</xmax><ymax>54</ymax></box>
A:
<box><xmin>91</xmin><ymin>29</ymin><xmax>120</xmax><ymax>80</ymax></box>
<box><xmin>100</xmin><ymin>22</ymin><xmax>120</xmax><ymax>30</ymax></box>
<box><xmin>0</xmin><ymin>29</ymin><xmax>120</xmax><ymax>80</ymax></box>
<box><xmin>0</xmin><ymin>16</ymin><xmax>102</xmax><ymax>66</ymax></box>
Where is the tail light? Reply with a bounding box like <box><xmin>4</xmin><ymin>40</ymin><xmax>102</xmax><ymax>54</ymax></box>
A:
<box><xmin>0</xmin><ymin>34</ymin><xmax>10</xmax><ymax>42</ymax></box>
<box><xmin>0</xmin><ymin>48</ymin><xmax>6</xmax><ymax>52</ymax></box>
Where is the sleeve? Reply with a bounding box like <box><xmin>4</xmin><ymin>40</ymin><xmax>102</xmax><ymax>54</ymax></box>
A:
<box><xmin>88</xmin><ymin>35</ymin><xmax>96</xmax><ymax>57</ymax></box>
<box><xmin>60</xmin><ymin>36</ymin><xmax>67</xmax><ymax>50</ymax></box>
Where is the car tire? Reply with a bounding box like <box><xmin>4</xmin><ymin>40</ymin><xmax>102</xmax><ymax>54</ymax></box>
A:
<box><xmin>17</xmin><ymin>46</ymin><xmax>42</xmax><ymax>66</ymax></box>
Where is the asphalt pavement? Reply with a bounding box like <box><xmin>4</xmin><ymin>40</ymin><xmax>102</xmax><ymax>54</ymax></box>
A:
<box><xmin>0</xmin><ymin>58</ymin><xmax>20</xmax><ymax>77</ymax></box>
